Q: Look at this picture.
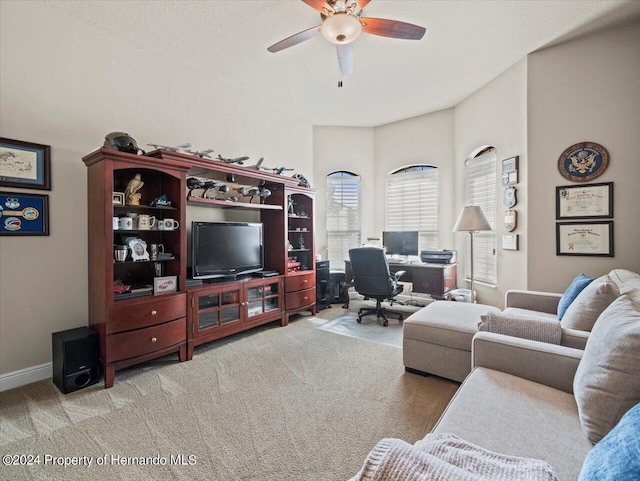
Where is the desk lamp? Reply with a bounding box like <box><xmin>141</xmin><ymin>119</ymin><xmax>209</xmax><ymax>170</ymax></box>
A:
<box><xmin>453</xmin><ymin>206</ymin><xmax>492</xmax><ymax>303</ymax></box>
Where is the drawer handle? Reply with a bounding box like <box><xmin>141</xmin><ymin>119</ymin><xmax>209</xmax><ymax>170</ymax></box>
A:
<box><xmin>151</xmin><ymin>337</ymin><xmax>157</xmax><ymax>343</ymax></box>
<box><xmin>303</xmin><ymin>296</ymin><xmax>308</xmax><ymax>301</ymax></box>
<box><xmin>303</xmin><ymin>279</ymin><xmax>308</xmax><ymax>283</ymax></box>
<box><xmin>151</xmin><ymin>310</ymin><xmax>157</xmax><ymax>316</ymax></box>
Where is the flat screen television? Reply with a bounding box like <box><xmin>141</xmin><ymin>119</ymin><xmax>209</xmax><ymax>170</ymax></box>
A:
<box><xmin>191</xmin><ymin>221</ymin><xmax>263</xmax><ymax>279</ymax></box>
<box><xmin>382</xmin><ymin>230</ymin><xmax>419</xmax><ymax>256</ymax></box>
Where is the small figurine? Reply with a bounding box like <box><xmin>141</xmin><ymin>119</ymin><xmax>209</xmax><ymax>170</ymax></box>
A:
<box><xmin>150</xmin><ymin>194</ymin><xmax>172</xmax><ymax>207</ymax></box>
<box><xmin>124</xmin><ymin>174</ymin><xmax>144</xmax><ymax>205</ymax></box>
<box><xmin>293</xmin><ymin>173</ymin><xmax>310</xmax><ymax>188</ymax></box>
<box><xmin>288</xmin><ymin>197</ymin><xmax>295</xmax><ymax>214</ymax></box>
<box><xmin>298</xmin><ymin>235</ymin><xmax>305</xmax><ymax>249</ymax></box>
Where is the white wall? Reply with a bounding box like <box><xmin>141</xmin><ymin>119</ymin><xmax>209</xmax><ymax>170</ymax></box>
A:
<box><xmin>0</xmin><ymin>2</ymin><xmax>312</xmax><ymax>376</ymax></box>
<box><xmin>454</xmin><ymin>60</ymin><xmax>528</xmax><ymax>307</ymax></box>
<box><xmin>313</xmin><ymin>126</ymin><xmax>375</xmax><ymax>263</ymax></box>
<box><xmin>374</xmin><ymin>109</ymin><xmax>456</xmax><ymax>247</ymax></box>
<box><xmin>527</xmin><ymin>21</ymin><xmax>640</xmax><ymax>292</ymax></box>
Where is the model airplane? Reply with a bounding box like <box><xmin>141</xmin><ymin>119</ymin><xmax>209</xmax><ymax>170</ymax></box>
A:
<box><xmin>216</xmin><ymin>154</ymin><xmax>249</xmax><ymax>165</ymax></box>
<box><xmin>185</xmin><ymin>148</ymin><xmax>215</xmax><ymax>158</ymax></box>
<box><xmin>268</xmin><ymin>166</ymin><xmax>294</xmax><ymax>175</ymax></box>
<box><xmin>250</xmin><ymin>158</ymin><xmax>294</xmax><ymax>175</ymax></box>
<box><xmin>247</xmin><ymin>158</ymin><xmax>265</xmax><ymax>169</ymax></box>
<box><xmin>202</xmin><ymin>181</ymin><xmax>230</xmax><ymax>200</ymax></box>
<box><xmin>147</xmin><ymin>143</ymin><xmax>192</xmax><ymax>152</ymax></box>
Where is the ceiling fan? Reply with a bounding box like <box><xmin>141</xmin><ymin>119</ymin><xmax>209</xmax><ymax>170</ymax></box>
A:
<box><xmin>267</xmin><ymin>0</ymin><xmax>426</xmax><ymax>81</ymax></box>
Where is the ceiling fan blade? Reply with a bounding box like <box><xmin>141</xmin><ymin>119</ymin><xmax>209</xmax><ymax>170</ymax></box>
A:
<box><xmin>267</xmin><ymin>25</ymin><xmax>322</xmax><ymax>53</ymax></box>
<box><xmin>337</xmin><ymin>44</ymin><xmax>353</xmax><ymax>75</ymax></box>
<box><xmin>301</xmin><ymin>0</ymin><xmax>333</xmax><ymax>14</ymax></box>
<box><xmin>357</xmin><ymin>0</ymin><xmax>372</xmax><ymax>9</ymax></box>
<box><xmin>361</xmin><ymin>17</ymin><xmax>426</xmax><ymax>40</ymax></box>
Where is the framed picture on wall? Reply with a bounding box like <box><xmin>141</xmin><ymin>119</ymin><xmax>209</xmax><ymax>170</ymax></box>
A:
<box><xmin>556</xmin><ymin>221</ymin><xmax>613</xmax><ymax>257</ymax></box>
<box><xmin>556</xmin><ymin>182</ymin><xmax>613</xmax><ymax>219</ymax></box>
<box><xmin>0</xmin><ymin>137</ymin><xmax>51</xmax><ymax>190</ymax></box>
<box><xmin>0</xmin><ymin>191</ymin><xmax>49</xmax><ymax>236</ymax></box>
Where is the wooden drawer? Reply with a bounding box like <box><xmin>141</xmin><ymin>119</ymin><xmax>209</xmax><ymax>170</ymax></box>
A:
<box><xmin>107</xmin><ymin>318</ymin><xmax>186</xmax><ymax>362</ymax></box>
<box><xmin>107</xmin><ymin>294</ymin><xmax>186</xmax><ymax>334</ymax></box>
<box><xmin>286</xmin><ymin>287</ymin><xmax>315</xmax><ymax>310</ymax></box>
<box><xmin>285</xmin><ymin>273</ymin><xmax>315</xmax><ymax>293</ymax></box>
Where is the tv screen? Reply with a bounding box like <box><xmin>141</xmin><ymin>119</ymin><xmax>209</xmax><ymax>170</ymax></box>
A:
<box><xmin>192</xmin><ymin>221</ymin><xmax>263</xmax><ymax>279</ymax></box>
<box><xmin>382</xmin><ymin>231</ymin><xmax>419</xmax><ymax>256</ymax></box>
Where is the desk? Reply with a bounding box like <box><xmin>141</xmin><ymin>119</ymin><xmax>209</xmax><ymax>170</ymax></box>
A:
<box><xmin>343</xmin><ymin>261</ymin><xmax>457</xmax><ymax>308</ymax></box>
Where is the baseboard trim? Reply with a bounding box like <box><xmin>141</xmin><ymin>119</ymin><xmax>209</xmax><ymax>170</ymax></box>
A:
<box><xmin>0</xmin><ymin>362</ymin><xmax>52</xmax><ymax>392</ymax></box>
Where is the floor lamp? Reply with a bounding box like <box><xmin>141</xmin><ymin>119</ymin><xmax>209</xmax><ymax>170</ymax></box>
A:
<box><xmin>453</xmin><ymin>206</ymin><xmax>492</xmax><ymax>304</ymax></box>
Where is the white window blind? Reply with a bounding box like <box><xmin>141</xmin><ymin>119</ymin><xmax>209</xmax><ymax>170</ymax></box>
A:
<box><xmin>464</xmin><ymin>152</ymin><xmax>497</xmax><ymax>285</ymax></box>
<box><xmin>326</xmin><ymin>172</ymin><xmax>361</xmax><ymax>268</ymax></box>
<box><xmin>385</xmin><ymin>167</ymin><xmax>439</xmax><ymax>250</ymax></box>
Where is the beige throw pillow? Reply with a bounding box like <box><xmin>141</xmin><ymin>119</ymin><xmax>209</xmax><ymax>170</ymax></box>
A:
<box><xmin>573</xmin><ymin>295</ymin><xmax>640</xmax><ymax>443</ymax></box>
<box><xmin>479</xmin><ymin>312</ymin><xmax>561</xmax><ymax>344</ymax></box>
<box><xmin>560</xmin><ymin>275</ymin><xmax>619</xmax><ymax>331</ymax></box>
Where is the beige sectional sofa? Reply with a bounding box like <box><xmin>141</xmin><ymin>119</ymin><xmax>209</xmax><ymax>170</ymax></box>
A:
<box><xmin>353</xmin><ymin>270</ymin><xmax>640</xmax><ymax>480</ymax></box>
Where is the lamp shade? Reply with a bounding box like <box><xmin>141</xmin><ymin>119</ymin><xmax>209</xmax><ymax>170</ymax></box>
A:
<box><xmin>453</xmin><ymin>206</ymin><xmax>492</xmax><ymax>232</ymax></box>
<box><xmin>321</xmin><ymin>13</ymin><xmax>363</xmax><ymax>44</ymax></box>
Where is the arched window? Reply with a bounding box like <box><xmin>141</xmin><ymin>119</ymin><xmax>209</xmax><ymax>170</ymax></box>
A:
<box><xmin>326</xmin><ymin>171</ymin><xmax>361</xmax><ymax>267</ymax></box>
<box><xmin>464</xmin><ymin>147</ymin><xmax>497</xmax><ymax>285</ymax></box>
<box><xmin>385</xmin><ymin>165</ymin><xmax>439</xmax><ymax>250</ymax></box>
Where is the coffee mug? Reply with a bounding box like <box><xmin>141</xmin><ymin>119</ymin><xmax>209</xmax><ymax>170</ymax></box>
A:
<box><xmin>150</xmin><ymin>243</ymin><xmax>165</xmax><ymax>261</ymax></box>
<box><xmin>137</xmin><ymin>214</ymin><xmax>156</xmax><ymax>230</ymax></box>
<box><xmin>114</xmin><ymin>245</ymin><xmax>128</xmax><ymax>262</ymax></box>
<box><xmin>113</xmin><ymin>217</ymin><xmax>119</xmax><ymax>230</ymax></box>
<box><xmin>118</xmin><ymin>217</ymin><xmax>134</xmax><ymax>230</ymax></box>
<box><xmin>159</xmin><ymin>219</ymin><xmax>180</xmax><ymax>230</ymax></box>
<box><xmin>126</xmin><ymin>212</ymin><xmax>139</xmax><ymax>229</ymax></box>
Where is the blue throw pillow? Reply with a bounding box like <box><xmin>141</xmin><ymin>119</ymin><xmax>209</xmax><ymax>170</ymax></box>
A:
<box><xmin>558</xmin><ymin>274</ymin><xmax>594</xmax><ymax>320</ymax></box>
<box><xmin>578</xmin><ymin>402</ymin><xmax>640</xmax><ymax>480</ymax></box>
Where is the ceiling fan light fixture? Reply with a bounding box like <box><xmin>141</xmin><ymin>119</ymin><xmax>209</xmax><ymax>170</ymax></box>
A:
<box><xmin>321</xmin><ymin>13</ymin><xmax>362</xmax><ymax>45</ymax></box>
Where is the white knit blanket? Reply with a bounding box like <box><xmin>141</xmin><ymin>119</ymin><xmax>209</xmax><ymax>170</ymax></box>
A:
<box><xmin>349</xmin><ymin>433</ymin><xmax>558</xmax><ymax>481</ymax></box>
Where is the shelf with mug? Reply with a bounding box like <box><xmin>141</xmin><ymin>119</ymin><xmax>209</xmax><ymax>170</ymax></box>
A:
<box><xmin>113</xmin><ymin>258</ymin><xmax>177</xmax><ymax>265</ymax></box>
<box><xmin>113</xmin><ymin>205</ymin><xmax>177</xmax><ymax>212</ymax></box>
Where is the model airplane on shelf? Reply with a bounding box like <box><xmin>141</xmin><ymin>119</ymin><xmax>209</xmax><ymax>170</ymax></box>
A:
<box><xmin>248</xmin><ymin>157</ymin><xmax>294</xmax><ymax>175</ymax></box>
<box><xmin>147</xmin><ymin>142</ymin><xmax>192</xmax><ymax>152</ymax></box>
<box><xmin>202</xmin><ymin>180</ymin><xmax>230</xmax><ymax>200</ymax></box>
<box><xmin>216</xmin><ymin>154</ymin><xmax>249</xmax><ymax>165</ymax></box>
<box><xmin>185</xmin><ymin>148</ymin><xmax>215</xmax><ymax>158</ymax></box>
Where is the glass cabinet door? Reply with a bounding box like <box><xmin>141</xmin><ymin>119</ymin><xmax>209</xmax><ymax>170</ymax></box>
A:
<box><xmin>246</xmin><ymin>281</ymin><xmax>280</xmax><ymax>320</ymax></box>
<box><xmin>195</xmin><ymin>287</ymin><xmax>241</xmax><ymax>332</ymax></box>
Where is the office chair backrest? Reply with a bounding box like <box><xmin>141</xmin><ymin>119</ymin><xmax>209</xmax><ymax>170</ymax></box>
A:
<box><xmin>349</xmin><ymin>247</ymin><xmax>394</xmax><ymax>298</ymax></box>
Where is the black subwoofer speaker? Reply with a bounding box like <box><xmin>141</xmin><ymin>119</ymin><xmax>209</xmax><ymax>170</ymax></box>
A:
<box><xmin>52</xmin><ymin>327</ymin><xmax>100</xmax><ymax>394</ymax></box>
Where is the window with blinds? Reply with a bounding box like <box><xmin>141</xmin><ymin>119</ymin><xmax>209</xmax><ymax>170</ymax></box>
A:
<box><xmin>326</xmin><ymin>171</ymin><xmax>361</xmax><ymax>268</ymax></box>
<box><xmin>464</xmin><ymin>151</ymin><xmax>497</xmax><ymax>285</ymax></box>
<box><xmin>385</xmin><ymin>166</ymin><xmax>439</xmax><ymax>251</ymax></box>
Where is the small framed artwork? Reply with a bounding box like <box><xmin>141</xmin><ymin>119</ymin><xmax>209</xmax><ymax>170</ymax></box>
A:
<box><xmin>556</xmin><ymin>221</ymin><xmax>613</xmax><ymax>257</ymax></box>
<box><xmin>128</xmin><ymin>238</ymin><xmax>149</xmax><ymax>261</ymax></box>
<box><xmin>0</xmin><ymin>191</ymin><xmax>49</xmax><ymax>236</ymax></box>
<box><xmin>502</xmin><ymin>234</ymin><xmax>519</xmax><ymax>251</ymax></box>
<box><xmin>154</xmin><ymin>275</ymin><xmax>177</xmax><ymax>295</ymax></box>
<box><xmin>0</xmin><ymin>137</ymin><xmax>51</xmax><ymax>190</ymax></box>
<box><xmin>556</xmin><ymin>182</ymin><xmax>613</xmax><ymax>220</ymax></box>
<box><xmin>113</xmin><ymin>192</ymin><xmax>125</xmax><ymax>205</ymax></box>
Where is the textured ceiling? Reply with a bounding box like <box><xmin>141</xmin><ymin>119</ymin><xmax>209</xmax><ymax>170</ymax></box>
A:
<box><xmin>49</xmin><ymin>0</ymin><xmax>639</xmax><ymax>127</ymax></box>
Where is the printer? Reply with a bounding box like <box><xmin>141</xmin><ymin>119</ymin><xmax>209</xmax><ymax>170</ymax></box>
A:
<box><xmin>421</xmin><ymin>250</ymin><xmax>457</xmax><ymax>264</ymax></box>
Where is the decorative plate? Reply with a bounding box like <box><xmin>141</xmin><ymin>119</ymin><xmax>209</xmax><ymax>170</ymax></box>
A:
<box><xmin>503</xmin><ymin>186</ymin><xmax>517</xmax><ymax>208</ymax></box>
<box><xmin>558</xmin><ymin>142</ymin><xmax>609</xmax><ymax>182</ymax></box>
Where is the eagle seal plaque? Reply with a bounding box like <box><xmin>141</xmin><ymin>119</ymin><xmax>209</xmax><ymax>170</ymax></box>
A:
<box><xmin>558</xmin><ymin>142</ymin><xmax>609</xmax><ymax>183</ymax></box>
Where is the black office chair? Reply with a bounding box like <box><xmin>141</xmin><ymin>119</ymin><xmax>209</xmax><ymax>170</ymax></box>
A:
<box><xmin>348</xmin><ymin>247</ymin><xmax>406</xmax><ymax>327</ymax></box>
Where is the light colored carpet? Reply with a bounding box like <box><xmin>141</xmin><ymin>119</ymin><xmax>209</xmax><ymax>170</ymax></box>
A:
<box><xmin>0</xmin><ymin>313</ymin><xmax>457</xmax><ymax>481</ymax></box>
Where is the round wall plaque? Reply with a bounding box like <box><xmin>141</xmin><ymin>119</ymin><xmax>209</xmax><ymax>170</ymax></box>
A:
<box><xmin>558</xmin><ymin>142</ymin><xmax>609</xmax><ymax>182</ymax></box>
<box><xmin>503</xmin><ymin>186</ymin><xmax>517</xmax><ymax>208</ymax></box>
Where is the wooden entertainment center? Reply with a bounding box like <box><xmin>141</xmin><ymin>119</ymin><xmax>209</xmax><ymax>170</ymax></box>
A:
<box><xmin>83</xmin><ymin>148</ymin><xmax>316</xmax><ymax>388</ymax></box>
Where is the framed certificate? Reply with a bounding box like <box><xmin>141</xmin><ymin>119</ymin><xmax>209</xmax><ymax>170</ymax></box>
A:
<box><xmin>556</xmin><ymin>221</ymin><xmax>613</xmax><ymax>257</ymax></box>
<box><xmin>556</xmin><ymin>182</ymin><xmax>613</xmax><ymax>219</ymax></box>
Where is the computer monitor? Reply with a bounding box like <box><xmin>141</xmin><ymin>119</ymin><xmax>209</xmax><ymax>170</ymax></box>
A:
<box><xmin>382</xmin><ymin>231</ymin><xmax>419</xmax><ymax>256</ymax></box>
